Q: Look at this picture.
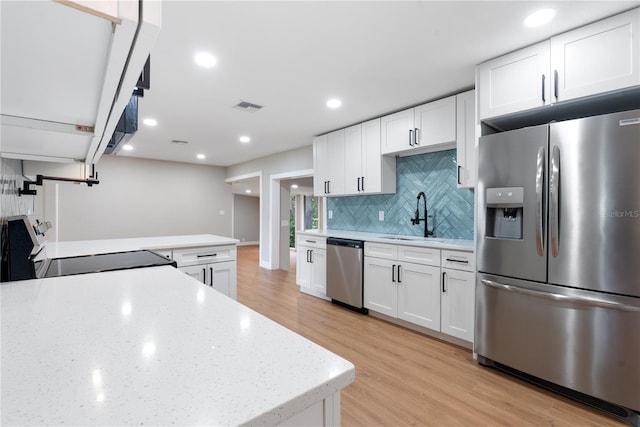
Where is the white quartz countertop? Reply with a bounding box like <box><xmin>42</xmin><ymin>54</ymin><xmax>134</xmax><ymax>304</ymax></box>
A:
<box><xmin>45</xmin><ymin>234</ymin><xmax>239</xmax><ymax>258</ymax></box>
<box><xmin>0</xmin><ymin>267</ymin><xmax>354</xmax><ymax>426</ymax></box>
<box><xmin>298</xmin><ymin>229</ymin><xmax>474</xmax><ymax>251</ymax></box>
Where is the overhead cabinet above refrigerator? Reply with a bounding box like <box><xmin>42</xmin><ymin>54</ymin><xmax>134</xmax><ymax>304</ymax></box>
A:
<box><xmin>0</xmin><ymin>0</ymin><xmax>161</xmax><ymax>164</ymax></box>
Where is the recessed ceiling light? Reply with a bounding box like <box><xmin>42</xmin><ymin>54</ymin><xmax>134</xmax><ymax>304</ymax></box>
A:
<box><xmin>291</xmin><ymin>184</ymin><xmax>299</xmax><ymax>189</ymax></box>
<box><xmin>245</xmin><ymin>189</ymin><xmax>252</xmax><ymax>194</ymax></box>
<box><xmin>122</xmin><ymin>144</ymin><xmax>133</xmax><ymax>151</ymax></box>
<box><xmin>197</xmin><ymin>154</ymin><xmax>206</xmax><ymax>160</ymax></box>
<box><xmin>326</xmin><ymin>98</ymin><xmax>342</xmax><ymax>109</ymax></box>
<box><xmin>239</xmin><ymin>135</ymin><xmax>251</xmax><ymax>143</ymax></box>
<box><xmin>195</xmin><ymin>52</ymin><xmax>217</xmax><ymax>68</ymax></box>
<box><xmin>524</xmin><ymin>9</ymin><xmax>556</xmax><ymax>28</ymax></box>
<box><xmin>143</xmin><ymin>118</ymin><xmax>157</xmax><ymax>127</ymax></box>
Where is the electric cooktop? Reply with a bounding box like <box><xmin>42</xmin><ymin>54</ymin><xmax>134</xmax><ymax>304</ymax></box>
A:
<box><xmin>41</xmin><ymin>250</ymin><xmax>177</xmax><ymax>278</ymax></box>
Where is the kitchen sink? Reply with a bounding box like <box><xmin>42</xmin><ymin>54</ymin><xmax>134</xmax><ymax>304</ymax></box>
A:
<box><xmin>378</xmin><ymin>236</ymin><xmax>446</xmax><ymax>243</ymax></box>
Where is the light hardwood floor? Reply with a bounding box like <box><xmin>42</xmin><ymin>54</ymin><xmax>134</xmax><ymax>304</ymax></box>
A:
<box><xmin>236</xmin><ymin>246</ymin><xmax>626</xmax><ymax>426</ymax></box>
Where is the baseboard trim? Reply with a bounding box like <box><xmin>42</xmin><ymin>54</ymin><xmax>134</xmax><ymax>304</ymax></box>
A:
<box><xmin>237</xmin><ymin>241</ymin><xmax>259</xmax><ymax>247</ymax></box>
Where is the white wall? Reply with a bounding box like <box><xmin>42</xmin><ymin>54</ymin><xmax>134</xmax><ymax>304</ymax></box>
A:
<box><xmin>233</xmin><ymin>194</ymin><xmax>259</xmax><ymax>244</ymax></box>
<box><xmin>24</xmin><ymin>156</ymin><xmax>232</xmax><ymax>241</ymax></box>
<box><xmin>226</xmin><ymin>145</ymin><xmax>313</xmax><ymax>268</ymax></box>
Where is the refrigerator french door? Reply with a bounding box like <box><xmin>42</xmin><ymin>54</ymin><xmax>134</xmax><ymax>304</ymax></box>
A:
<box><xmin>475</xmin><ymin>109</ymin><xmax>640</xmax><ymax>423</ymax></box>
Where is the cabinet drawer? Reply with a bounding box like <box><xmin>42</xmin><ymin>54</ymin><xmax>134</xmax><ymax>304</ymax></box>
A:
<box><xmin>398</xmin><ymin>245</ymin><xmax>440</xmax><ymax>266</ymax></box>
<box><xmin>364</xmin><ymin>242</ymin><xmax>398</xmax><ymax>259</ymax></box>
<box><xmin>172</xmin><ymin>245</ymin><xmax>237</xmax><ymax>267</ymax></box>
<box><xmin>441</xmin><ymin>250</ymin><xmax>475</xmax><ymax>272</ymax></box>
<box><xmin>296</xmin><ymin>236</ymin><xmax>326</xmax><ymax>250</ymax></box>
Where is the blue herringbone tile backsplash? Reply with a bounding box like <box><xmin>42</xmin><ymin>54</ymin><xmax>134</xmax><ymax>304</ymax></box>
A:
<box><xmin>327</xmin><ymin>149</ymin><xmax>474</xmax><ymax>239</ymax></box>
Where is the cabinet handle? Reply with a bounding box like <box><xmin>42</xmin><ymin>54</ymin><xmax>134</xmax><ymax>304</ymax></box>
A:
<box><xmin>553</xmin><ymin>70</ymin><xmax>559</xmax><ymax>100</ymax></box>
<box><xmin>409</xmin><ymin>129</ymin><xmax>414</xmax><ymax>147</ymax></box>
<box><xmin>210</xmin><ymin>267</ymin><xmax>214</xmax><ymax>286</ymax></box>
<box><xmin>457</xmin><ymin>166</ymin><xmax>462</xmax><ymax>185</ymax></box>
<box><xmin>392</xmin><ymin>264</ymin><xmax>396</xmax><ymax>282</ymax></box>
<box><xmin>327</xmin><ymin>181</ymin><xmax>331</xmax><ymax>194</ymax></box>
<box><xmin>541</xmin><ymin>74</ymin><xmax>546</xmax><ymax>103</ymax></box>
<box><xmin>397</xmin><ymin>265</ymin><xmax>402</xmax><ymax>283</ymax></box>
<box><xmin>361</xmin><ymin>176</ymin><xmax>365</xmax><ymax>191</ymax></box>
<box><xmin>442</xmin><ymin>271</ymin><xmax>446</xmax><ymax>293</ymax></box>
<box><xmin>197</xmin><ymin>253</ymin><xmax>217</xmax><ymax>258</ymax></box>
<box><xmin>414</xmin><ymin>128</ymin><xmax>419</xmax><ymax>146</ymax></box>
<box><xmin>445</xmin><ymin>258</ymin><xmax>469</xmax><ymax>264</ymax></box>
<box><xmin>305</xmin><ymin>240</ymin><xmax>316</xmax><ymax>243</ymax></box>
<box><xmin>324</xmin><ymin>181</ymin><xmax>328</xmax><ymax>194</ymax></box>
<box><xmin>310</xmin><ymin>250</ymin><xmax>314</xmax><ymax>263</ymax></box>
<box><xmin>202</xmin><ymin>268</ymin><xmax>206</xmax><ymax>284</ymax></box>
<box><xmin>306</xmin><ymin>250</ymin><xmax>310</xmax><ymax>263</ymax></box>
<box><xmin>357</xmin><ymin>177</ymin><xmax>361</xmax><ymax>192</ymax></box>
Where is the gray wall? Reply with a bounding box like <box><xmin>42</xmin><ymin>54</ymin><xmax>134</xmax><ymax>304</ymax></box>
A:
<box><xmin>226</xmin><ymin>145</ymin><xmax>313</xmax><ymax>268</ymax></box>
<box><xmin>25</xmin><ymin>156</ymin><xmax>233</xmax><ymax>241</ymax></box>
<box><xmin>233</xmin><ymin>194</ymin><xmax>259</xmax><ymax>244</ymax></box>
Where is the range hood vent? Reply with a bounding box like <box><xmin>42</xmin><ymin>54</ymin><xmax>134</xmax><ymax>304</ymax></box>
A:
<box><xmin>233</xmin><ymin>101</ymin><xmax>263</xmax><ymax>112</ymax></box>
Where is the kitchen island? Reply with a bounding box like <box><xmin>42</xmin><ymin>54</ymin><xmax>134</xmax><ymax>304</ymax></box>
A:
<box><xmin>0</xmin><ymin>266</ymin><xmax>355</xmax><ymax>426</ymax></box>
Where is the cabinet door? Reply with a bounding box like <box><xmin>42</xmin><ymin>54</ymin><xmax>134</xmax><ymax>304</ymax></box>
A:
<box><xmin>455</xmin><ymin>90</ymin><xmax>477</xmax><ymax>189</ymax></box>
<box><xmin>414</xmin><ymin>96</ymin><xmax>456</xmax><ymax>148</ymax></box>
<box><xmin>326</xmin><ymin>129</ymin><xmax>345</xmax><ymax>195</ymax></box>
<box><xmin>313</xmin><ymin>135</ymin><xmax>329</xmax><ymax>196</ymax></box>
<box><xmin>361</xmin><ymin>118</ymin><xmax>386</xmax><ymax>194</ymax></box>
<box><xmin>551</xmin><ymin>8</ymin><xmax>640</xmax><ymax>102</ymax></box>
<box><xmin>478</xmin><ymin>41</ymin><xmax>550</xmax><ymax>120</ymax></box>
<box><xmin>441</xmin><ymin>268</ymin><xmax>475</xmax><ymax>342</ymax></box>
<box><xmin>211</xmin><ymin>261</ymin><xmax>237</xmax><ymax>299</ymax></box>
<box><xmin>381</xmin><ymin>107</ymin><xmax>414</xmax><ymax>155</ymax></box>
<box><xmin>309</xmin><ymin>248</ymin><xmax>327</xmax><ymax>295</ymax></box>
<box><xmin>364</xmin><ymin>257</ymin><xmax>397</xmax><ymax>317</ymax></box>
<box><xmin>397</xmin><ymin>263</ymin><xmax>441</xmax><ymax>330</ymax></box>
<box><xmin>296</xmin><ymin>247</ymin><xmax>312</xmax><ymax>291</ymax></box>
<box><xmin>344</xmin><ymin>124</ymin><xmax>363</xmax><ymax>195</ymax></box>
<box><xmin>179</xmin><ymin>264</ymin><xmax>206</xmax><ymax>284</ymax></box>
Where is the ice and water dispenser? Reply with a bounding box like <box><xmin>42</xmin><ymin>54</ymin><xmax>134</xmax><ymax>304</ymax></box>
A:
<box><xmin>484</xmin><ymin>187</ymin><xmax>524</xmax><ymax>240</ymax></box>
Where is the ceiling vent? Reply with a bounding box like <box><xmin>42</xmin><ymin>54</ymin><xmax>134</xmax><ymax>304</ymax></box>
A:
<box><xmin>170</xmin><ymin>139</ymin><xmax>189</xmax><ymax>144</ymax></box>
<box><xmin>233</xmin><ymin>101</ymin><xmax>263</xmax><ymax>113</ymax></box>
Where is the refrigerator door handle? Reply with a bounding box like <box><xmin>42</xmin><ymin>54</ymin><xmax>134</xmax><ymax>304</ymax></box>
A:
<box><xmin>480</xmin><ymin>279</ymin><xmax>640</xmax><ymax>312</ymax></box>
<box><xmin>535</xmin><ymin>145</ymin><xmax>546</xmax><ymax>256</ymax></box>
<box><xmin>550</xmin><ymin>146</ymin><xmax>560</xmax><ymax>257</ymax></box>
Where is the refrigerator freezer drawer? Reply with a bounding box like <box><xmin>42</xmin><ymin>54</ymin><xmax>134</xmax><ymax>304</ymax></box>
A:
<box><xmin>475</xmin><ymin>273</ymin><xmax>640</xmax><ymax>412</ymax></box>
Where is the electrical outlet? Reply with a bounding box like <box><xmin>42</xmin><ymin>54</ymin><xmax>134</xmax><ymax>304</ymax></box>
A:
<box><xmin>379</xmin><ymin>211</ymin><xmax>384</xmax><ymax>221</ymax></box>
<box><xmin>328</xmin><ymin>210</ymin><xmax>333</xmax><ymax>219</ymax></box>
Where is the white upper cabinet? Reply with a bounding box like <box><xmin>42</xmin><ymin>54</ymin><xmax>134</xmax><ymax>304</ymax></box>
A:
<box><xmin>550</xmin><ymin>8</ymin><xmax>640</xmax><ymax>102</ymax></box>
<box><xmin>380</xmin><ymin>108</ymin><xmax>415</xmax><ymax>154</ymax></box>
<box><xmin>381</xmin><ymin>95</ymin><xmax>456</xmax><ymax>155</ymax></box>
<box><xmin>344</xmin><ymin>119</ymin><xmax>396</xmax><ymax>195</ymax></box>
<box><xmin>455</xmin><ymin>90</ymin><xmax>477</xmax><ymax>188</ymax></box>
<box><xmin>0</xmin><ymin>1</ymin><xmax>161</xmax><ymax>164</ymax></box>
<box><xmin>313</xmin><ymin>130</ymin><xmax>345</xmax><ymax>196</ymax></box>
<box><xmin>315</xmin><ymin>119</ymin><xmax>394</xmax><ymax>197</ymax></box>
<box><xmin>478</xmin><ymin>8</ymin><xmax>639</xmax><ymax>120</ymax></box>
<box><xmin>477</xmin><ymin>42</ymin><xmax>551</xmax><ymax>120</ymax></box>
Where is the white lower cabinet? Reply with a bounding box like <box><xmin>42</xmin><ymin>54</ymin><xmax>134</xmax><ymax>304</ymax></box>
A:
<box><xmin>365</xmin><ymin>242</ymin><xmax>476</xmax><ymax>343</ymax></box>
<box><xmin>296</xmin><ymin>235</ymin><xmax>327</xmax><ymax>299</ymax></box>
<box><xmin>440</xmin><ymin>249</ymin><xmax>476</xmax><ymax>342</ymax></box>
<box><xmin>180</xmin><ymin>261</ymin><xmax>237</xmax><ymax>298</ymax></box>
<box><xmin>364</xmin><ymin>243</ymin><xmax>441</xmax><ymax>331</ymax></box>
<box><xmin>173</xmin><ymin>245</ymin><xmax>238</xmax><ymax>299</ymax></box>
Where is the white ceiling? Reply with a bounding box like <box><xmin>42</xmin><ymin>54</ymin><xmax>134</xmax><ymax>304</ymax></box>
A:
<box><xmin>119</xmin><ymin>1</ymin><xmax>638</xmax><ymax>167</ymax></box>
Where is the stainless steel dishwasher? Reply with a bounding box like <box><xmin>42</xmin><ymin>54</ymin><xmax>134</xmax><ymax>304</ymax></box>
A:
<box><xmin>326</xmin><ymin>237</ymin><xmax>367</xmax><ymax>313</ymax></box>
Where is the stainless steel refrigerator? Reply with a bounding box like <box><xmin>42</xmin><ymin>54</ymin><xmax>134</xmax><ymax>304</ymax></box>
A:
<box><xmin>475</xmin><ymin>109</ymin><xmax>640</xmax><ymax>423</ymax></box>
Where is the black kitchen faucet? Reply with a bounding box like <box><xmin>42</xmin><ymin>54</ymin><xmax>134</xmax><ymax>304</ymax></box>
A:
<box><xmin>411</xmin><ymin>192</ymin><xmax>434</xmax><ymax>237</ymax></box>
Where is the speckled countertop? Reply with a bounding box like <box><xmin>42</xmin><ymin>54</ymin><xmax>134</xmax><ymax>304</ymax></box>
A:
<box><xmin>44</xmin><ymin>234</ymin><xmax>239</xmax><ymax>258</ymax></box>
<box><xmin>297</xmin><ymin>229</ymin><xmax>474</xmax><ymax>252</ymax></box>
<box><xmin>0</xmin><ymin>266</ymin><xmax>355</xmax><ymax>426</ymax></box>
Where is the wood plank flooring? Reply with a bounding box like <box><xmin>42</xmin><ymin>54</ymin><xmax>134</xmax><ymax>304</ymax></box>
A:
<box><xmin>236</xmin><ymin>245</ymin><xmax>626</xmax><ymax>426</ymax></box>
